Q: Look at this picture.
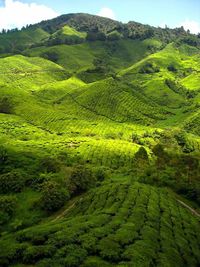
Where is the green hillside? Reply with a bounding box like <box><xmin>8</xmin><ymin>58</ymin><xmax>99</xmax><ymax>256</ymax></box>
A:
<box><xmin>0</xmin><ymin>27</ymin><xmax>49</xmax><ymax>54</ymax></box>
<box><xmin>1</xmin><ymin>181</ymin><xmax>200</xmax><ymax>267</ymax></box>
<box><xmin>0</xmin><ymin>13</ymin><xmax>200</xmax><ymax>267</ymax></box>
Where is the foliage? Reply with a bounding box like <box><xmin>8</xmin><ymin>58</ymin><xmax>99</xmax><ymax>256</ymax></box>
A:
<box><xmin>0</xmin><ymin>13</ymin><xmax>198</xmax><ymax>53</ymax></box>
<box><xmin>68</xmin><ymin>165</ymin><xmax>96</xmax><ymax>195</ymax></box>
<box><xmin>139</xmin><ymin>62</ymin><xmax>159</xmax><ymax>74</ymax></box>
<box><xmin>0</xmin><ymin>97</ymin><xmax>13</xmax><ymax>114</ymax></box>
<box><xmin>40</xmin><ymin>181</ymin><xmax>70</xmax><ymax>212</ymax></box>
<box><xmin>0</xmin><ymin>11</ymin><xmax>200</xmax><ymax>267</ymax></box>
<box><xmin>0</xmin><ymin>182</ymin><xmax>200</xmax><ymax>266</ymax></box>
<box><xmin>0</xmin><ymin>195</ymin><xmax>17</xmax><ymax>225</ymax></box>
<box><xmin>0</xmin><ymin>170</ymin><xmax>26</xmax><ymax>193</ymax></box>
<box><xmin>39</xmin><ymin>157</ymin><xmax>61</xmax><ymax>173</ymax></box>
<box><xmin>41</xmin><ymin>51</ymin><xmax>59</xmax><ymax>63</ymax></box>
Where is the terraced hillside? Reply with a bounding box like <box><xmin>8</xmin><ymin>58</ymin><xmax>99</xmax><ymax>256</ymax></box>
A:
<box><xmin>1</xmin><ymin>181</ymin><xmax>200</xmax><ymax>267</ymax></box>
<box><xmin>0</xmin><ymin>13</ymin><xmax>200</xmax><ymax>267</ymax></box>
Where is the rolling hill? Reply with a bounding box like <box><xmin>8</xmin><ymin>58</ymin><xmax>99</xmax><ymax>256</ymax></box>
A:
<box><xmin>0</xmin><ymin>13</ymin><xmax>200</xmax><ymax>267</ymax></box>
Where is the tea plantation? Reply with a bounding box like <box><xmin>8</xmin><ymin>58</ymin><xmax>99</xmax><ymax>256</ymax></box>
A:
<box><xmin>0</xmin><ymin>13</ymin><xmax>200</xmax><ymax>267</ymax></box>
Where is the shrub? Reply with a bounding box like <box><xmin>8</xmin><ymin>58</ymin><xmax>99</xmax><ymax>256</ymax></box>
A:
<box><xmin>22</xmin><ymin>245</ymin><xmax>55</xmax><ymax>264</ymax></box>
<box><xmin>40</xmin><ymin>181</ymin><xmax>70</xmax><ymax>212</ymax></box>
<box><xmin>29</xmin><ymin>173</ymin><xmax>50</xmax><ymax>189</ymax></box>
<box><xmin>0</xmin><ymin>170</ymin><xmax>26</xmax><ymax>193</ymax></box>
<box><xmin>107</xmin><ymin>30</ymin><xmax>122</xmax><ymax>41</ymax></box>
<box><xmin>139</xmin><ymin>62</ymin><xmax>159</xmax><ymax>74</ymax></box>
<box><xmin>79</xmin><ymin>233</ymin><xmax>97</xmax><ymax>253</ymax></box>
<box><xmin>0</xmin><ymin>242</ymin><xmax>26</xmax><ymax>266</ymax></box>
<box><xmin>0</xmin><ymin>195</ymin><xmax>17</xmax><ymax>225</ymax></box>
<box><xmin>82</xmin><ymin>257</ymin><xmax>112</xmax><ymax>267</ymax></box>
<box><xmin>68</xmin><ymin>165</ymin><xmax>96</xmax><ymax>195</ymax></box>
<box><xmin>0</xmin><ymin>97</ymin><xmax>13</xmax><ymax>114</ymax></box>
<box><xmin>167</xmin><ymin>64</ymin><xmax>177</xmax><ymax>72</ymax></box>
<box><xmin>55</xmin><ymin>245</ymin><xmax>87</xmax><ymax>267</ymax></box>
<box><xmin>98</xmin><ymin>236</ymin><xmax>122</xmax><ymax>262</ymax></box>
<box><xmin>39</xmin><ymin>157</ymin><xmax>61</xmax><ymax>173</ymax></box>
<box><xmin>0</xmin><ymin>145</ymin><xmax>8</xmax><ymax>170</ymax></box>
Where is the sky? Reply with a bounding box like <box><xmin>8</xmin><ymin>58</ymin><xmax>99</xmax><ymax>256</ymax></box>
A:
<box><xmin>0</xmin><ymin>0</ymin><xmax>200</xmax><ymax>34</ymax></box>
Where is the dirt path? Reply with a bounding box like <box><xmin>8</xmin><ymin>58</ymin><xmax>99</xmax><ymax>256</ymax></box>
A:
<box><xmin>51</xmin><ymin>201</ymin><xmax>77</xmax><ymax>223</ymax></box>
<box><xmin>51</xmin><ymin>197</ymin><xmax>83</xmax><ymax>223</ymax></box>
<box><xmin>177</xmin><ymin>199</ymin><xmax>200</xmax><ymax>218</ymax></box>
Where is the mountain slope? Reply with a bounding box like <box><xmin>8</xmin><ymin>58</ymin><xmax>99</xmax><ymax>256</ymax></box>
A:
<box><xmin>0</xmin><ymin>13</ymin><xmax>200</xmax><ymax>267</ymax></box>
<box><xmin>0</xmin><ymin>181</ymin><xmax>200</xmax><ymax>267</ymax></box>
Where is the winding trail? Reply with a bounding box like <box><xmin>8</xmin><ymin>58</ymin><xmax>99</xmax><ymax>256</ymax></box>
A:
<box><xmin>177</xmin><ymin>199</ymin><xmax>200</xmax><ymax>218</ymax></box>
<box><xmin>51</xmin><ymin>197</ymin><xmax>83</xmax><ymax>222</ymax></box>
<box><xmin>51</xmin><ymin>202</ymin><xmax>77</xmax><ymax>222</ymax></box>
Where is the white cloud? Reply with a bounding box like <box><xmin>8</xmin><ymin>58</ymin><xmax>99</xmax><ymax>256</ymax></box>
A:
<box><xmin>178</xmin><ymin>19</ymin><xmax>200</xmax><ymax>34</ymax></box>
<box><xmin>0</xmin><ymin>0</ymin><xmax>58</xmax><ymax>31</ymax></box>
<box><xmin>97</xmin><ymin>7</ymin><xmax>116</xmax><ymax>20</ymax></box>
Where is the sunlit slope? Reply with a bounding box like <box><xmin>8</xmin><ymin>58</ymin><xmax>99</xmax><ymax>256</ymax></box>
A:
<box><xmin>0</xmin><ymin>55</ymin><xmax>68</xmax><ymax>91</ymax></box>
<box><xmin>0</xmin><ymin>50</ymin><xmax>199</xmax><ymax>136</ymax></box>
<box><xmin>61</xmin><ymin>77</ymin><xmax>169</xmax><ymax>124</ymax></box>
<box><xmin>1</xmin><ymin>181</ymin><xmax>200</xmax><ymax>267</ymax></box>
<box><xmin>50</xmin><ymin>25</ymin><xmax>87</xmax><ymax>41</ymax></box>
<box><xmin>119</xmin><ymin>43</ymin><xmax>200</xmax><ymax>109</ymax></box>
<box><xmin>35</xmin><ymin>77</ymin><xmax>86</xmax><ymax>101</ymax></box>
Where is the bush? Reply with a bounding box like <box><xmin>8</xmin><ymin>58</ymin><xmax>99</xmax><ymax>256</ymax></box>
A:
<box><xmin>0</xmin><ymin>242</ymin><xmax>26</xmax><ymax>266</ymax></box>
<box><xmin>0</xmin><ymin>145</ymin><xmax>8</xmax><ymax>170</ymax></box>
<box><xmin>55</xmin><ymin>245</ymin><xmax>87</xmax><ymax>267</ymax></box>
<box><xmin>79</xmin><ymin>234</ymin><xmax>97</xmax><ymax>253</ymax></box>
<box><xmin>68</xmin><ymin>165</ymin><xmax>96</xmax><ymax>195</ymax></box>
<box><xmin>29</xmin><ymin>173</ymin><xmax>50</xmax><ymax>189</ymax></box>
<box><xmin>139</xmin><ymin>62</ymin><xmax>159</xmax><ymax>74</ymax></box>
<box><xmin>40</xmin><ymin>181</ymin><xmax>70</xmax><ymax>212</ymax></box>
<box><xmin>39</xmin><ymin>157</ymin><xmax>61</xmax><ymax>173</ymax></box>
<box><xmin>0</xmin><ymin>195</ymin><xmax>17</xmax><ymax>225</ymax></box>
<box><xmin>167</xmin><ymin>64</ymin><xmax>177</xmax><ymax>72</ymax></box>
<box><xmin>0</xmin><ymin>97</ymin><xmax>13</xmax><ymax>114</ymax></box>
<box><xmin>107</xmin><ymin>30</ymin><xmax>122</xmax><ymax>41</ymax></box>
<box><xmin>98</xmin><ymin>237</ymin><xmax>122</xmax><ymax>262</ymax></box>
<box><xmin>22</xmin><ymin>245</ymin><xmax>55</xmax><ymax>264</ymax></box>
<box><xmin>0</xmin><ymin>170</ymin><xmax>26</xmax><ymax>193</ymax></box>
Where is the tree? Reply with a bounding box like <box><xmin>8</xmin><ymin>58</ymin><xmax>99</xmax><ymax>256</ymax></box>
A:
<box><xmin>40</xmin><ymin>181</ymin><xmax>70</xmax><ymax>212</ymax></box>
<box><xmin>107</xmin><ymin>30</ymin><xmax>122</xmax><ymax>41</ymax></box>
<box><xmin>0</xmin><ymin>170</ymin><xmax>26</xmax><ymax>193</ymax></box>
<box><xmin>39</xmin><ymin>157</ymin><xmax>60</xmax><ymax>173</ymax></box>
<box><xmin>68</xmin><ymin>165</ymin><xmax>95</xmax><ymax>195</ymax></box>
<box><xmin>152</xmin><ymin>143</ymin><xmax>169</xmax><ymax>168</ymax></box>
<box><xmin>0</xmin><ymin>196</ymin><xmax>17</xmax><ymax>225</ymax></box>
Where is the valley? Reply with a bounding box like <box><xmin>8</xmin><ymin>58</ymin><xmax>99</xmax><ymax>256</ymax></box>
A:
<box><xmin>0</xmin><ymin>13</ymin><xmax>200</xmax><ymax>267</ymax></box>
